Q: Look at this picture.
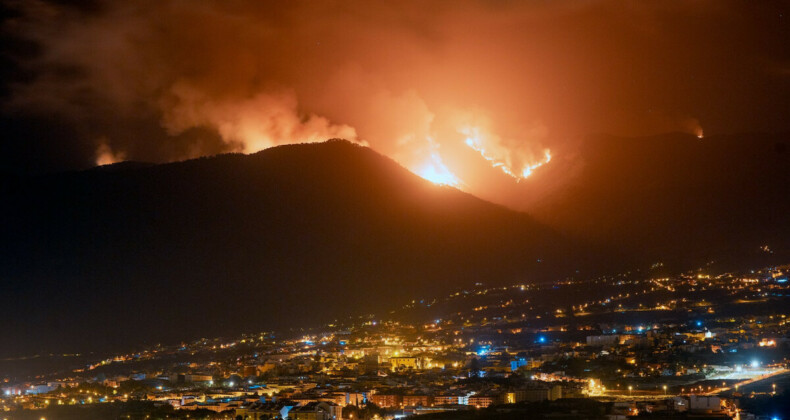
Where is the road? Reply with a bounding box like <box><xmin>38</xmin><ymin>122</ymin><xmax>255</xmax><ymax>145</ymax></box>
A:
<box><xmin>704</xmin><ymin>367</ymin><xmax>788</xmax><ymax>395</ymax></box>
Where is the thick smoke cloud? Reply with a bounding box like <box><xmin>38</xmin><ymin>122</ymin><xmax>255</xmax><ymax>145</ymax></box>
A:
<box><xmin>1</xmin><ymin>0</ymin><xmax>787</xmax><ymax>208</ymax></box>
<box><xmin>161</xmin><ymin>84</ymin><xmax>359</xmax><ymax>153</ymax></box>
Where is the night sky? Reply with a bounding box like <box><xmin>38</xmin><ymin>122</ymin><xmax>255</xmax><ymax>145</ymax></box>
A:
<box><xmin>1</xmin><ymin>1</ymin><xmax>788</xmax><ymax>208</ymax></box>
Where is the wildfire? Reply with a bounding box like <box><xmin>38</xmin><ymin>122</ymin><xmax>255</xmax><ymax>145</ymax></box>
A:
<box><xmin>417</xmin><ymin>155</ymin><xmax>459</xmax><ymax>186</ymax></box>
<box><xmin>521</xmin><ymin>149</ymin><xmax>552</xmax><ymax>177</ymax></box>
<box><xmin>95</xmin><ymin>140</ymin><xmax>126</xmax><ymax>166</ymax></box>
<box><xmin>415</xmin><ymin>137</ymin><xmax>461</xmax><ymax>186</ymax></box>
<box><xmin>461</xmin><ymin>127</ymin><xmax>551</xmax><ymax>181</ymax></box>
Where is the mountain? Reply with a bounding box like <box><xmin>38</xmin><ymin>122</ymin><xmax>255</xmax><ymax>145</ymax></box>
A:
<box><xmin>0</xmin><ymin>139</ymin><xmax>592</xmax><ymax>357</ymax></box>
<box><xmin>523</xmin><ymin>132</ymin><xmax>790</xmax><ymax>268</ymax></box>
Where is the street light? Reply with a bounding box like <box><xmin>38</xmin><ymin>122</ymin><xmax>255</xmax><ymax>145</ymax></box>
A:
<box><xmin>663</xmin><ymin>385</ymin><xmax>667</xmax><ymax>395</ymax></box>
<box><xmin>629</xmin><ymin>386</ymin><xmax>633</xmax><ymax>396</ymax></box>
<box><xmin>773</xmin><ymin>384</ymin><xmax>776</xmax><ymax>395</ymax></box>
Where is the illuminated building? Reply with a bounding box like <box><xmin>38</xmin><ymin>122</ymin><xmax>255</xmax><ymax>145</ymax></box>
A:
<box><xmin>368</xmin><ymin>394</ymin><xmax>401</xmax><ymax>407</ymax></box>
<box><xmin>402</xmin><ymin>395</ymin><xmax>431</xmax><ymax>407</ymax></box>
<box><xmin>389</xmin><ymin>357</ymin><xmax>420</xmax><ymax>370</ymax></box>
<box><xmin>467</xmin><ymin>394</ymin><xmax>497</xmax><ymax>408</ymax></box>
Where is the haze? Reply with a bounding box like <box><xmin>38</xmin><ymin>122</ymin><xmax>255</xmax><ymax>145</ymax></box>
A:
<box><xmin>1</xmin><ymin>0</ymin><xmax>787</xmax><ymax>209</ymax></box>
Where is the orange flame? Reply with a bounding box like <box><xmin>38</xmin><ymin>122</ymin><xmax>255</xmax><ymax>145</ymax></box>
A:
<box><xmin>415</xmin><ymin>137</ymin><xmax>460</xmax><ymax>186</ymax></box>
<box><xmin>95</xmin><ymin>140</ymin><xmax>126</xmax><ymax>166</ymax></box>
<box><xmin>461</xmin><ymin>127</ymin><xmax>551</xmax><ymax>181</ymax></box>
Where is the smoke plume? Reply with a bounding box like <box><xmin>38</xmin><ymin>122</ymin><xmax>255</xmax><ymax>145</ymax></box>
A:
<box><xmin>1</xmin><ymin>0</ymin><xmax>787</xmax><ymax>209</ymax></box>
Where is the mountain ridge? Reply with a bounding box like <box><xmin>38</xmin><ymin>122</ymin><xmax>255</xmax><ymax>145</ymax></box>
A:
<box><xmin>521</xmin><ymin>131</ymin><xmax>790</xmax><ymax>267</ymax></box>
<box><xmin>0</xmin><ymin>139</ymin><xmax>593</xmax><ymax>357</ymax></box>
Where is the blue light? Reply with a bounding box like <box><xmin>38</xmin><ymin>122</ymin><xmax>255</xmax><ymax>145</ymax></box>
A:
<box><xmin>696</xmin><ymin>321</ymin><xmax>703</xmax><ymax>327</ymax></box>
<box><xmin>538</xmin><ymin>336</ymin><xmax>546</xmax><ymax>343</ymax></box>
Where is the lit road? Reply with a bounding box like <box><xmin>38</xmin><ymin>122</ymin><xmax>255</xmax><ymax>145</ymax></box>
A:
<box><xmin>704</xmin><ymin>367</ymin><xmax>789</xmax><ymax>395</ymax></box>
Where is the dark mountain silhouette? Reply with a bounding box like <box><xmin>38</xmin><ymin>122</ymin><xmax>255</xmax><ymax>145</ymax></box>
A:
<box><xmin>0</xmin><ymin>139</ymin><xmax>592</xmax><ymax>357</ymax></box>
<box><xmin>524</xmin><ymin>132</ymin><xmax>790</xmax><ymax>269</ymax></box>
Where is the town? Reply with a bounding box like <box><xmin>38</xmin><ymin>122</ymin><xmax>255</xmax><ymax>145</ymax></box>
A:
<box><xmin>3</xmin><ymin>263</ymin><xmax>789</xmax><ymax>420</ymax></box>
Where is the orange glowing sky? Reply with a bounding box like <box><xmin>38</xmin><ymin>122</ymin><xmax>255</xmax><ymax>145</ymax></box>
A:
<box><xmin>1</xmin><ymin>0</ymin><xmax>787</xmax><ymax>209</ymax></box>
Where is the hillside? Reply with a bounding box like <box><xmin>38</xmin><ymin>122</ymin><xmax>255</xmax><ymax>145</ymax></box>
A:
<box><xmin>0</xmin><ymin>140</ymin><xmax>591</xmax><ymax>356</ymax></box>
<box><xmin>524</xmin><ymin>132</ymin><xmax>790</xmax><ymax>268</ymax></box>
